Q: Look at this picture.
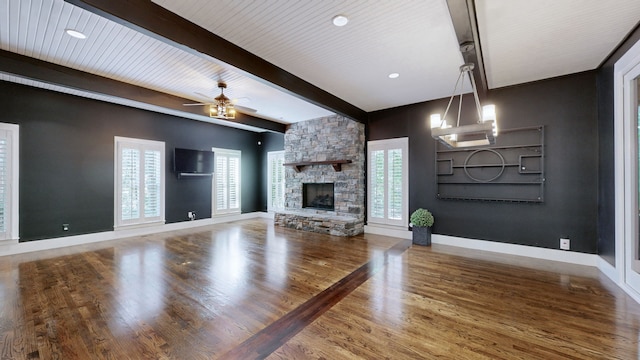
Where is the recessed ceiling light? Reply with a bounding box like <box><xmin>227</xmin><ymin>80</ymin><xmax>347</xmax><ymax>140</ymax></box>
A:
<box><xmin>65</xmin><ymin>29</ymin><xmax>87</xmax><ymax>39</ymax></box>
<box><xmin>388</xmin><ymin>73</ymin><xmax>400</xmax><ymax>79</ymax></box>
<box><xmin>332</xmin><ymin>15</ymin><xmax>349</xmax><ymax>27</ymax></box>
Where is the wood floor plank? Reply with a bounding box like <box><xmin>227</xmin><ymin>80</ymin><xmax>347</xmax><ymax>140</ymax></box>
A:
<box><xmin>271</xmin><ymin>244</ymin><xmax>640</xmax><ymax>359</ymax></box>
<box><xmin>1</xmin><ymin>218</ymin><xmax>639</xmax><ymax>359</ymax></box>
<box><xmin>219</xmin><ymin>240</ymin><xmax>412</xmax><ymax>359</ymax></box>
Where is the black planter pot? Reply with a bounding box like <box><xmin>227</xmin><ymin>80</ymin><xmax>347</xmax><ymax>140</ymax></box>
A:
<box><xmin>412</xmin><ymin>226</ymin><xmax>432</xmax><ymax>246</ymax></box>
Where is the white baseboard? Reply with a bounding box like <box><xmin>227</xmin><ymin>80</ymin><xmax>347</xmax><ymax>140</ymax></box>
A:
<box><xmin>432</xmin><ymin>234</ymin><xmax>598</xmax><ymax>267</ymax></box>
<box><xmin>598</xmin><ymin>256</ymin><xmax>620</xmax><ymax>284</ymax></box>
<box><xmin>0</xmin><ymin>212</ymin><xmax>269</xmax><ymax>257</ymax></box>
<box><xmin>364</xmin><ymin>224</ymin><xmax>411</xmax><ymax>239</ymax></box>
<box><xmin>2</xmin><ymin>218</ymin><xmax>598</xmax><ymax>267</ymax></box>
<box><xmin>364</xmin><ymin>225</ymin><xmax>597</xmax><ymax>267</ymax></box>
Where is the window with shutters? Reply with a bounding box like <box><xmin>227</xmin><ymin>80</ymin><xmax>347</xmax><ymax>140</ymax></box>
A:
<box><xmin>367</xmin><ymin>138</ymin><xmax>408</xmax><ymax>228</ymax></box>
<box><xmin>0</xmin><ymin>123</ymin><xmax>19</xmax><ymax>241</ymax></box>
<box><xmin>212</xmin><ymin>148</ymin><xmax>241</xmax><ymax>215</ymax></box>
<box><xmin>115</xmin><ymin>137</ymin><xmax>165</xmax><ymax>229</ymax></box>
<box><xmin>267</xmin><ymin>151</ymin><xmax>285</xmax><ymax>212</ymax></box>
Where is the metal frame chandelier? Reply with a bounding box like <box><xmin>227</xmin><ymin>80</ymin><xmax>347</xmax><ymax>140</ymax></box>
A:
<box><xmin>430</xmin><ymin>63</ymin><xmax>498</xmax><ymax>148</ymax></box>
<box><xmin>209</xmin><ymin>82</ymin><xmax>236</xmax><ymax>119</ymax></box>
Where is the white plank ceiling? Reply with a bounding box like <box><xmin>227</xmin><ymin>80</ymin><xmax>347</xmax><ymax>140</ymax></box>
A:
<box><xmin>151</xmin><ymin>0</ymin><xmax>466</xmax><ymax>112</ymax></box>
<box><xmin>476</xmin><ymin>0</ymin><xmax>640</xmax><ymax>89</ymax></box>
<box><xmin>0</xmin><ymin>0</ymin><xmax>334</xmax><ymax>128</ymax></box>
<box><xmin>1</xmin><ymin>0</ymin><xmax>640</xmax><ymax>131</ymax></box>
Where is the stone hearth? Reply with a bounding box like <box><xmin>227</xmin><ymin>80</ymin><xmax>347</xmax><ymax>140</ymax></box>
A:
<box><xmin>274</xmin><ymin>115</ymin><xmax>365</xmax><ymax>236</ymax></box>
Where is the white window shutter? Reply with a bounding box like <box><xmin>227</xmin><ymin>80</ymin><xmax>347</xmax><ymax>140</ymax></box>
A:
<box><xmin>387</xmin><ymin>148</ymin><xmax>403</xmax><ymax>220</ymax></box>
<box><xmin>216</xmin><ymin>156</ymin><xmax>228</xmax><ymax>211</ymax></box>
<box><xmin>370</xmin><ymin>150</ymin><xmax>385</xmax><ymax>219</ymax></box>
<box><xmin>0</xmin><ymin>135</ymin><xmax>8</xmax><ymax>234</ymax></box>
<box><xmin>367</xmin><ymin>138</ymin><xmax>408</xmax><ymax>228</ymax></box>
<box><xmin>212</xmin><ymin>148</ymin><xmax>242</xmax><ymax>215</ymax></box>
<box><xmin>267</xmin><ymin>151</ymin><xmax>285</xmax><ymax>212</ymax></box>
<box><xmin>229</xmin><ymin>156</ymin><xmax>240</xmax><ymax>210</ymax></box>
<box><xmin>0</xmin><ymin>125</ymin><xmax>19</xmax><ymax>241</ymax></box>
<box><xmin>144</xmin><ymin>150</ymin><xmax>161</xmax><ymax>218</ymax></box>
<box><xmin>121</xmin><ymin>147</ymin><xmax>140</xmax><ymax>221</ymax></box>
<box><xmin>115</xmin><ymin>137</ymin><xmax>165</xmax><ymax>229</ymax></box>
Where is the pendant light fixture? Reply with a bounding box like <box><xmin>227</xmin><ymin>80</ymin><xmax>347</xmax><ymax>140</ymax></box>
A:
<box><xmin>430</xmin><ymin>63</ymin><xmax>498</xmax><ymax>148</ymax></box>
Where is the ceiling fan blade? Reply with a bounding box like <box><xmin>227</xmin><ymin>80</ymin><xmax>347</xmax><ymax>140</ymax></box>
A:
<box><xmin>235</xmin><ymin>105</ymin><xmax>257</xmax><ymax>113</ymax></box>
<box><xmin>183</xmin><ymin>102</ymin><xmax>211</xmax><ymax>106</ymax></box>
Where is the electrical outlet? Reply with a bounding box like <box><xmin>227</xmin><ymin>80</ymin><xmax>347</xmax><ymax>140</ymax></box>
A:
<box><xmin>560</xmin><ymin>238</ymin><xmax>570</xmax><ymax>250</ymax></box>
<box><xmin>188</xmin><ymin>211</ymin><xmax>196</xmax><ymax>220</ymax></box>
<box><xmin>62</xmin><ymin>224</ymin><xmax>69</xmax><ymax>231</ymax></box>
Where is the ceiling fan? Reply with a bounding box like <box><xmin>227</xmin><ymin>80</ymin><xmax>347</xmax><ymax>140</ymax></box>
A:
<box><xmin>183</xmin><ymin>81</ymin><xmax>256</xmax><ymax>119</ymax></box>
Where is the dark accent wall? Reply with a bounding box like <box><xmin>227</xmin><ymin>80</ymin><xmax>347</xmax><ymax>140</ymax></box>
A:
<box><xmin>597</xmin><ymin>24</ymin><xmax>640</xmax><ymax>265</ymax></box>
<box><xmin>0</xmin><ymin>81</ymin><xmax>264</xmax><ymax>242</ymax></box>
<box><xmin>369</xmin><ymin>71</ymin><xmax>598</xmax><ymax>253</ymax></box>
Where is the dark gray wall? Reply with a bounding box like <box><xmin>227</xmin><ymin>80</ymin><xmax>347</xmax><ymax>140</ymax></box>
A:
<box><xmin>369</xmin><ymin>71</ymin><xmax>598</xmax><ymax>253</ymax></box>
<box><xmin>597</xmin><ymin>24</ymin><xmax>640</xmax><ymax>265</ymax></box>
<box><xmin>0</xmin><ymin>81</ymin><xmax>265</xmax><ymax>242</ymax></box>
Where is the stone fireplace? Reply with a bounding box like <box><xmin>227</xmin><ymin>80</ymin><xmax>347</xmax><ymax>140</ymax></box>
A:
<box><xmin>274</xmin><ymin>115</ymin><xmax>365</xmax><ymax>236</ymax></box>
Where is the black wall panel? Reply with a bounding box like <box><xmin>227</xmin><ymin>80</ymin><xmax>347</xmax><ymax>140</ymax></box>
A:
<box><xmin>0</xmin><ymin>81</ymin><xmax>263</xmax><ymax>242</ymax></box>
<box><xmin>369</xmin><ymin>71</ymin><xmax>598</xmax><ymax>253</ymax></box>
<box><xmin>596</xmin><ymin>64</ymin><xmax>617</xmax><ymax>265</ymax></box>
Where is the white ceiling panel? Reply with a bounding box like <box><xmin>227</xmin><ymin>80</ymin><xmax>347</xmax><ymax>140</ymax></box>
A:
<box><xmin>0</xmin><ymin>0</ymin><xmax>333</xmax><ymax>124</ymax></box>
<box><xmin>476</xmin><ymin>0</ymin><xmax>640</xmax><ymax>89</ymax></box>
<box><xmin>151</xmin><ymin>0</ymin><xmax>468</xmax><ymax>112</ymax></box>
<box><xmin>2</xmin><ymin>0</ymin><xmax>639</xmax><ymax>131</ymax></box>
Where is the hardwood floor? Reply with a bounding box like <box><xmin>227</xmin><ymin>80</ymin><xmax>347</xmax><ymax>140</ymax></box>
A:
<box><xmin>1</xmin><ymin>218</ymin><xmax>639</xmax><ymax>359</ymax></box>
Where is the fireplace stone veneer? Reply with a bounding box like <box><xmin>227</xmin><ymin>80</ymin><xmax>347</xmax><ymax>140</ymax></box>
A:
<box><xmin>274</xmin><ymin>115</ymin><xmax>365</xmax><ymax>236</ymax></box>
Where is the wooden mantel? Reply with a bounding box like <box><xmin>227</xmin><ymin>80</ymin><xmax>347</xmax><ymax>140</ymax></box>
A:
<box><xmin>283</xmin><ymin>159</ymin><xmax>352</xmax><ymax>172</ymax></box>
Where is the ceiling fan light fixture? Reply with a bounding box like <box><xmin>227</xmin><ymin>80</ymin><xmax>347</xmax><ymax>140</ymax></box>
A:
<box><xmin>209</xmin><ymin>82</ymin><xmax>236</xmax><ymax>119</ymax></box>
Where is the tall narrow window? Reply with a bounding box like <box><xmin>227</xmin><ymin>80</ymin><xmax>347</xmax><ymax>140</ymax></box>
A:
<box><xmin>267</xmin><ymin>151</ymin><xmax>285</xmax><ymax>212</ymax></box>
<box><xmin>115</xmin><ymin>137</ymin><xmax>165</xmax><ymax>229</ymax></box>
<box><xmin>367</xmin><ymin>138</ymin><xmax>408</xmax><ymax>228</ymax></box>
<box><xmin>0</xmin><ymin>123</ymin><xmax>19</xmax><ymax>241</ymax></box>
<box><xmin>213</xmin><ymin>148</ymin><xmax>241</xmax><ymax>215</ymax></box>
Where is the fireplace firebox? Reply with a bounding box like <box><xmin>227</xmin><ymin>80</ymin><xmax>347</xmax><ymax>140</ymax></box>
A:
<box><xmin>303</xmin><ymin>183</ymin><xmax>335</xmax><ymax>210</ymax></box>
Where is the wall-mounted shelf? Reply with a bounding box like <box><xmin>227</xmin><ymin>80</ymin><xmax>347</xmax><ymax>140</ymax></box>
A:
<box><xmin>283</xmin><ymin>160</ymin><xmax>352</xmax><ymax>172</ymax></box>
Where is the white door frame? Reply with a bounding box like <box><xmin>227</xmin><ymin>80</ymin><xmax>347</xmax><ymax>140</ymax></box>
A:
<box><xmin>613</xmin><ymin>37</ymin><xmax>640</xmax><ymax>301</ymax></box>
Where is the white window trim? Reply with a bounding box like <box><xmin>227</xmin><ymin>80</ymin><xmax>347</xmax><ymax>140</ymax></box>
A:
<box><xmin>367</xmin><ymin>137</ymin><xmax>409</xmax><ymax>228</ymax></box>
<box><xmin>0</xmin><ymin>123</ymin><xmax>19</xmax><ymax>241</ymax></box>
<box><xmin>267</xmin><ymin>150</ymin><xmax>285</xmax><ymax>213</ymax></box>
<box><xmin>114</xmin><ymin>136</ymin><xmax>165</xmax><ymax>230</ymax></box>
<box><xmin>212</xmin><ymin>147</ymin><xmax>242</xmax><ymax>216</ymax></box>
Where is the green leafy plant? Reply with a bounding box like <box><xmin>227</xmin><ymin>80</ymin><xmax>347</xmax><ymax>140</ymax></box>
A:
<box><xmin>410</xmin><ymin>208</ymin><xmax>434</xmax><ymax>227</ymax></box>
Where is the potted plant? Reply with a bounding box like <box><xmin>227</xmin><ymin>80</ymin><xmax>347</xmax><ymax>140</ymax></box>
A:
<box><xmin>410</xmin><ymin>208</ymin><xmax>434</xmax><ymax>246</ymax></box>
